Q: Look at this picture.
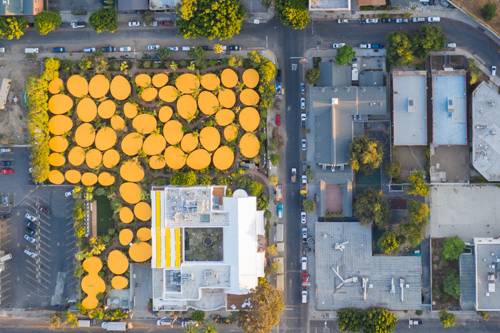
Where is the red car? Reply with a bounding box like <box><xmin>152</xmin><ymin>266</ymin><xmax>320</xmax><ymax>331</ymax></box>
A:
<box><xmin>275</xmin><ymin>114</ymin><xmax>281</xmax><ymax>126</ymax></box>
<box><xmin>0</xmin><ymin>168</ymin><xmax>14</xmax><ymax>174</ymax></box>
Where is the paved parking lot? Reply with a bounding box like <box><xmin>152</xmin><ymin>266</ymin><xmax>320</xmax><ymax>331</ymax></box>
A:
<box><xmin>0</xmin><ymin>148</ymin><xmax>77</xmax><ymax>309</ymax></box>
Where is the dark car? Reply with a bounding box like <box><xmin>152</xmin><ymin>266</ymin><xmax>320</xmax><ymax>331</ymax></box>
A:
<box><xmin>276</xmin><ymin>69</ymin><xmax>282</xmax><ymax>82</ymax></box>
<box><xmin>228</xmin><ymin>45</ymin><xmax>241</xmax><ymax>51</ymax></box>
<box><xmin>0</xmin><ymin>168</ymin><xmax>13</xmax><ymax>174</ymax></box>
<box><xmin>52</xmin><ymin>47</ymin><xmax>65</xmax><ymax>53</ymax></box>
<box><xmin>25</xmin><ymin>227</ymin><xmax>36</xmax><ymax>237</ymax></box>
<box><xmin>0</xmin><ymin>160</ymin><xmax>13</xmax><ymax>167</ymax></box>
<box><xmin>101</xmin><ymin>45</ymin><xmax>116</xmax><ymax>53</ymax></box>
<box><xmin>371</xmin><ymin>43</ymin><xmax>384</xmax><ymax>49</ymax></box>
<box><xmin>201</xmin><ymin>45</ymin><xmax>211</xmax><ymax>51</ymax></box>
<box><xmin>159</xmin><ymin>20</ymin><xmax>174</xmax><ymax>27</ymax></box>
<box><xmin>36</xmin><ymin>203</ymin><xmax>50</xmax><ymax>215</ymax></box>
<box><xmin>25</xmin><ymin>220</ymin><xmax>37</xmax><ymax>230</ymax></box>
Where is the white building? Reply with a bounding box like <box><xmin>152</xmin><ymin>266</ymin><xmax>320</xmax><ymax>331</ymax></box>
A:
<box><xmin>151</xmin><ymin>186</ymin><xmax>266</xmax><ymax>311</ymax></box>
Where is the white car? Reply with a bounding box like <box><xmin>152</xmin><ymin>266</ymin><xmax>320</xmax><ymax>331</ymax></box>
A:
<box><xmin>70</xmin><ymin>21</ymin><xmax>85</xmax><ymax>29</ymax></box>
<box><xmin>181</xmin><ymin>321</ymin><xmax>199</xmax><ymax>328</ymax></box>
<box><xmin>300</xmin><ymin>97</ymin><xmax>306</xmax><ymax>110</ymax></box>
<box><xmin>301</xmin><ymin>139</ymin><xmax>307</xmax><ymax>151</ymax></box>
<box><xmin>427</xmin><ymin>16</ymin><xmax>441</xmax><ymax>22</ymax></box>
<box><xmin>156</xmin><ymin>318</ymin><xmax>173</xmax><ymax>327</ymax></box>
<box><xmin>128</xmin><ymin>21</ymin><xmax>141</xmax><ymax>27</ymax></box>
<box><xmin>0</xmin><ymin>148</ymin><xmax>11</xmax><ymax>153</ymax></box>
<box><xmin>492</xmin><ymin>65</ymin><xmax>497</xmax><ymax>76</ymax></box>
<box><xmin>395</xmin><ymin>18</ymin><xmax>403</xmax><ymax>23</ymax></box>
<box><xmin>301</xmin><ymin>290</ymin><xmax>308</xmax><ymax>304</ymax></box>
<box><xmin>332</xmin><ymin>42</ymin><xmax>346</xmax><ymax>49</ymax></box>
<box><xmin>359</xmin><ymin>43</ymin><xmax>370</xmax><ymax>49</ymax></box>
<box><xmin>147</xmin><ymin>44</ymin><xmax>160</xmax><ymax>51</ymax></box>
<box><xmin>24</xmin><ymin>248</ymin><xmax>38</xmax><ymax>258</ymax></box>
<box><xmin>24</xmin><ymin>234</ymin><xmax>36</xmax><ymax>244</ymax></box>
<box><xmin>301</xmin><ymin>256</ymin><xmax>307</xmax><ymax>270</ymax></box>
<box><xmin>64</xmin><ymin>191</ymin><xmax>73</xmax><ymax>198</ymax></box>
<box><xmin>300</xmin><ymin>211</ymin><xmax>306</xmax><ymax>224</ymax></box>
<box><xmin>301</xmin><ymin>175</ymin><xmax>307</xmax><ymax>185</ymax></box>
<box><xmin>365</xmin><ymin>18</ymin><xmax>379</xmax><ymax>24</ymax></box>
<box><xmin>119</xmin><ymin>46</ymin><xmax>132</xmax><ymax>52</ymax></box>
<box><xmin>337</xmin><ymin>18</ymin><xmax>349</xmax><ymax>23</ymax></box>
<box><xmin>181</xmin><ymin>46</ymin><xmax>191</xmax><ymax>51</ymax></box>
<box><xmin>25</xmin><ymin>212</ymin><xmax>38</xmax><ymax>222</ymax></box>
<box><xmin>301</xmin><ymin>227</ymin><xmax>308</xmax><ymax>242</ymax></box>
<box><xmin>83</xmin><ymin>47</ymin><xmax>96</xmax><ymax>53</ymax></box>
<box><xmin>446</xmin><ymin>42</ymin><xmax>457</xmax><ymax>48</ymax></box>
<box><xmin>168</xmin><ymin>46</ymin><xmax>179</xmax><ymax>51</ymax></box>
<box><xmin>300</xmin><ymin>113</ymin><xmax>307</xmax><ymax>122</ymax></box>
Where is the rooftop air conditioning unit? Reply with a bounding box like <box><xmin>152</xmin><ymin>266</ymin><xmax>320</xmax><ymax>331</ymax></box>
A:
<box><xmin>407</xmin><ymin>98</ymin><xmax>415</xmax><ymax>113</ymax></box>
<box><xmin>447</xmin><ymin>98</ymin><xmax>455</xmax><ymax>113</ymax></box>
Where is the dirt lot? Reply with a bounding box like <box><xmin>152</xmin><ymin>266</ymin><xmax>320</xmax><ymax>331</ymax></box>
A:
<box><xmin>432</xmin><ymin>238</ymin><xmax>460</xmax><ymax>310</ymax></box>
<box><xmin>453</xmin><ymin>0</ymin><xmax>500</xmax><ymax>35</ymax></box>
<box><xmin>0</xmin><ymin>55</ymin><xmax>39</xmax><ymax>144</ymax></box>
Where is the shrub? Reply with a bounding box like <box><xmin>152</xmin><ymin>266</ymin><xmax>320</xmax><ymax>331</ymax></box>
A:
<box><xmin>353</xmin><ymin>188</ymin><xmax>388</xmax><ymax>227</ymax></box>
<box><xmin>350</xmin><ymin>136</ymin><xmax>383</xmax><ymax>174</ymax></box>
<box><xmin>89</xmin><ymin>8</ymin><xmax>117</xmax><ymax>33</ymax></box>
<box><xmin>337</xmin><ymin>308</ymin><xmax>364</xmax><ymax>332</ymax></box>
<box><xmin>378</xmin><ymin>231</ymin><xmax>399</xmax><ymax>254</ymax></box>
<box><xmin>305</xmin><ymin>68</ymin><xmax>320</xmax><ymax>85</ymax></box>
<box><xmin>443</xmin><ymin>271</ymin><xmax>460</xmax><ymax>300</ymax></box>
<box><xmin>192</xmin><ymin>310</ymin><xmax>205</xmax><ymax>322</ymax></box>
<box><xmin>442</xmin><ymin>236</ymin><xmax>465</xmax><ymax>261</ymax></box>
<box><xmin>439</xmin><ymin>310</ymin><xmax>456</xmax><ymax>328</ymax></box>
<box><xmin>0</xmin><ymin>16</ymin><xmax>28</xmax><ymax>40</ymax></box>
<box><xmin>303</xmin><ymin>199</ymin><xmax>316</xmax><ymax>213</ymax></box>
<box><xmin>34</xmin><ymin>11</ymin><xmax>62</xmax><ymax>36</ymax></box>
<box><xmin>480</xmin><ymin>3</ymin><xmax>497</xmax><ymax>21</ymax></box>
<box><xmin>335</xmin><ymin>45</ymin><xmax>356</xmax><ymax>65</ymax></box>
<box><xmin>406</xmin><ymin>170</ymin><xmax>428</xmax><ymax>197</ymax></box>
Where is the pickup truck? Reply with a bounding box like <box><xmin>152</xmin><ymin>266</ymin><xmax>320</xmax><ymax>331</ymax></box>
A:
<box><xmin>291</xmin><ymin>168</ymin><xmax>297</xmax><ymax>183</ymax></box>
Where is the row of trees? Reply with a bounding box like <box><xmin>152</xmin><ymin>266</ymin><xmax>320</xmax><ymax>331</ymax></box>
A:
<box><xmin>337</xmin><ymin>307</ymin><xmax>397</xmax><ymax>333</ymax></box>
<box><xmin>0</xmin><ymin>11</ymin><xmax>61</xmax><ymax>40</ymax></box>
<box><xmin>26</xmin><ymin>58</ymin><xmax>60</xmax><ymax>183</ymax></box>
<box><xmin>387</xmin><ymin>25</ymin><xmax>445</xmax><ymax>66</ymax></box>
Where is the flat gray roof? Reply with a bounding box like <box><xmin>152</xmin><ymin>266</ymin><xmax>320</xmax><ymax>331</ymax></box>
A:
<box><xmin>315</xmin><ymin>222</ymin><xmax>422</xmax><ymax>310</ymax></box>
<box><xmin>149</xmin><ymin>0</ymin><xmax>179</xmax><ymax>10</ymax></box>
<box><xmin>474</xmin><ymin>238</ymin><xmax>500</xmax><ymax>311</ymax></box>
<box><xmin>432</xmin><ymin>71</ymin><xmax>467</xmax><ymax>145</ymax></box>
<box><xmin>359</xmin><ymin>71</ymin><xmax>385</xmax><ymax>87</ymax></box>
<box><xmin>309</xmin><ymin>0</ymin><xmax>351</xmax><ymax>10</ymax></box>
<box><xmin>118</xmin><ymin>0</ymin><xmax>149</xmax><ymax>11</ymax></box>
<box><xmin>318</xmin><ymin>62</ymin><xmax>333</xmax><ymax>87</ymax></box>
<box><xmin>393</xmin><ymin>71</ymin><xmax>428</xmax><ymax>146</ymax></box>
<box><xmin>472</xmin><ymin>81</ymin><xmax>500</xmax><ymax>181</ymax></box>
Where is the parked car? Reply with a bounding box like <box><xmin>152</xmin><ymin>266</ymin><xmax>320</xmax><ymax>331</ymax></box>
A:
<box><xmin>300</xmin><ymin>97</ymin><xmax>306</xmax><ymax>109</ymax></box>
<box><xmin>52</xmin><ymin>47</ymin><xmax>65</xmax><ymax>53</ymax></box>
<box><xmin>427</xmin><ymin>16</ymin><xmax>441</xmax><ymax>22</ymax></box>
<box><xmin>70</xmin><ymin>21</ymin><xmax>86</xmax><ymax>29</ymax></box>
<box><xmin>301</xmin><ymin>256</ymin><xmax>307</xmax><ymax>270</ymax></box>
<box><xmin>491</xmin><ymin>65</ymin><xmax>497</xmax><ymax>76</ymax></box>
<box><xmin>301</xmin><ymin>113</ymin><xmax>307</xmax><ymax>123</ymax></box>
<box><xmin>119</xmin><ymin>46</ymin><xmax>132</xmax><ymax>52</ymax></box>
<box><xmin>159</xmin><ymin>20</ymin><xmax>174</xmax><ymax>27</ymax></box>
<box><xmin>24</xmin><ymin>48</ymin><xmax>39</xmax><ymax>54</ymax></box>
<box><xmin>64</xmin><ymin>191</ymin><xmax>73</xmax><ymax>198</ymax></box>
<box><xmin>25</xmin><ymin>220</ymin><xmax>36</xmax><ymax>230</ymax></box>
<box><xmin>364</xmin><ymin>18</ymin><xmax>379</xmax><ymax>24</ymax></box>
<box><xmin>156</xmin><ymin>317</ymin><xmax>173</xmax><ymax>327</ymax></box>
<box><xmin>200</xmin><ymin>45</ymin><xmax>211</xmax><ymax>51</ymax></box>
<box><xmin>101</xmin><ymin>45</ymin><xmax>116</xmax><ymax>52</ymax></box>
<box><xmin>301</xmin><ymin>174</ymin><xmax>307</xmax><ymax>185</ymax></box>
<box><xmin>83</xmin><ymin>47</ymin><xmax>96</xmax><ymax>53</ymax></box>
<box><xmin>412</xmin><ymin>17</ymin><xmax>426</xmax><ymax>23</ymax></box>
<box><xmin>359</xmin><ymin>43</ymin><xmax>370</xmax><ymax>49</ymax></box>
<box><xmin>168</xmin><ymin>46</ymin><xmax>179</xmax><ymax>52</ymax></box>
<box><xmin>337</xmin><ymin>18</ymin><xmax>349</xmax><ymax>23</ymax></box>
<box><xmin>0</xmin><ymin>148</ymin><xmax>12</xmax><ymax>153</ymax></box>
<box><xmin>301</xmin><ymin>290</ymin><xmax>308</xmax><ymax>304</ymax></box>
<box><xmin>332</xmin><ymin>42</ymin><xmax>346</xmax><ymax>49</ymax></box>
<box><xmin>147</xmin><ymin>44</ymin><xmax>160</xmax><ymax>51</ymax></box>
<box><xmin>371</xmin><ymin>43</ymin><xmax>384</xmax><ymax>49</ymax></box>
<box><xmin>24</xmin><ymin>234</ymin><xmax>36</xmax><ymax>244</ymax></box>
<box><xmin>301</xmin><ymin>211</ymin><xmax>306</xmax><ymax>224</ymax></box>
<box><xmin>446</xmin><ymin>42</ymin><xmax>457</xmax><ymax>48</ymax></box>
<box><xmin>0</xmin><ymin>160</ymin><xmax>12</xmax><ymax>167</ymax></box>
<box><xmin>301</xmin><ymin>227</ymin><xmax>308</xmax><ymax>242</ymax></box>
<box><xmin>24</xmin><ymin>248</ymin><xmax>38</xmax><ymax>258</ymax></box>
<box><xmin>408</xmin><ymin>318</ymin><xmax>422</xmax><ymax>327</ymax></box>
<box><xmin>228</xmin><ymin>45</ymin><xmax>241</xmax><ymax>51</ymax></box>
<box><xmin>300</xmin><ymin>82</ymin><xmax>305</xmax><ymax>94</ymax></box>
<box><xmin>128</xmin><ymin>21</ymin><xmax>141</xmax><ymax>27</ymax></box>
<box><xmin>25</xmin><ymin>227</ymin><xmax>36</xmax><ymax>237</ymax></box>
<box><xmin>180</xmin><ymin>320</ymin><xmax>199</xmax><ymax>328</ymax></box>
<box><xmin>181</xmin><ymin>46</ymin><xmax>191</xmax><ymax>51</ymax></box>
<box><xmin>25</xmin><ymin>212</ymin><xmax>38</xmax><ymax>222</ymax></box>
<box><xmin>301</xmin><ymin>139</ymin><xmax>307</xmax><ymax>151</ymax></box>
<box><xmin>0</xmin><ymin>168</ymin><xmax>14</xmax><ymax>174</ymax></box>
<box><xmin>395</xmin><ymin>18</ymin><xmax>403</xmax><ymax>23</ymax></box>
<box><xmin>36</xmin><ymin>203</ymin><xmax>50</xmax><ymax>215</ymax></box>
<box><xmin>275</xmin><ymin>114</ymin><xmax>281</xmax><ymax>126</ymax></box>
<box><xmin>276</xmin><ymin>203</ymin><xmax>283</xmax><ymax>219</ymax></box>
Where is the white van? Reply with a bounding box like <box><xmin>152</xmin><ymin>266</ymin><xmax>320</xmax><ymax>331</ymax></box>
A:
<box><xmin>24</xmin><ymin>48</ymin><xmax>39</xmax><ymax>54</ymax></box>
<box><xmin>301</xmin><ymin>256</ymin><xmax>307</xmax><ymax>270</ymax></box>
<box><xmin>301</xmin><ymin>290</ymin><xmax>308</xmax><ymax>304</ymax></box>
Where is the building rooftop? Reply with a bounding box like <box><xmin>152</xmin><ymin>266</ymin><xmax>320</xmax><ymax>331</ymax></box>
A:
<box><xmin>432</xmin><ymin>70</ymin><xmax>467</xmax><ymax>145</ymax></box>
<box><xmin>311</xmin><ymin>85</ymin><xmax>387</xmax><ymax>167</ymax></box>
<box><xmin>472</xmin><ymin>81</ymin><xmax>500</xmax><ymax>181</ymax></box>
<box><xmin>358</xmin><ymin>0</ymin><xmax>386</xmax><ymax>6</ymax></box>
<box><xmin>0</xmin><ymin>0</ymin><xmax>43</xmax><ymax>15</ymax></box>
<box><xmin>117</xmin><ymin>0</ymin><xmax>149</xmax><ymax>11</ymax></box>
<box><xmin>474</xmin><ymin>238</ymin><xmax>500</xmax><ymax>311</ymax></box>
<box><xmin>309</xmin><ymin>0</ymin><xmax>350</xmax><ymax>10</ymax></box>
<box><xmin>151</xmin><ymin>186</ymin><xmax>265</xmax><ymax>311</ymax></box>
<box><xmin>315</xmin><ymin>222</ymin><xmax>422</xmax><ymax>310</ymax></box>
<box><xmin>392</xmin><ymin>71</ymin><xmax>428</xmax><ymax>146</ymax></box>
<box><xmin>149</xmin><ymin>0</ymin><xmax>179</xmax><ymax>10</ymax></box>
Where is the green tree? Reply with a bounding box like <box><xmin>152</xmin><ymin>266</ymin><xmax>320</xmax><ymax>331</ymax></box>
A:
<box><xmin>408</xmin><ymin>201</ymin><xmax>429</xmax><ymax>225</ymax></box>
<box><xmin>238</xmin><ymin>278</ymin><xmax>284</xmax><ymax>333</ymax></box>
<box><xmin>443</xmin><ymin>271</ymin><xmax>460</xmax><ymax>300</ymax></box>
<box><xmin>337</xmin><ymin>308</ymin><xmax>364</xmax><ymax>332</ymax></box>
<box><xmin>184</xmin><ymin>324</ymin><xmax>198</xmax><ymax>333</ymax></box>
<box><xmin>414</xmin><ymin>25</ymin><xmax>445</xmax><ymax>58</ymax></box>
<box><xmin>303</xmin><ymin>199</ymin><xmax>316</xmax><ymax>213</ymax></box>
<box><xmin>277</xmin><ymin>0</ymin><xmax>310</xmax><ymax>30</ymax></box>
<box><xmin>305</xmin><ymin>68</ymin><xmax>320</xmax><ymax>85</ymax></box>
<box><xmin>387</xmin><ymin>31</ymin><xmax>414</xmax><ymax>66</ymax></box>
<box><xmin>49</xmin><ymin>313</ymin><xmax>63</xmax><ymax>328</ymax></box>
<box><xmin>0</xmin><ymin>17</ymin><xmax>28</xmax><ymax>40</ymax></box>
<box><xmin>481</xmin><ymin>3</ymin><xmax>497</xmax><ymax>21</ymax></box>
<box><xmin>157</xmin><ymin>47</ymin><xmax>172</xmax><ymax>61</ymax></box>
<box><xmin>213</xmin><ymin>43</ymin><xmax>224</xmax><ymax>54</ymax></box>
<box><xmin>192</xmin><ymin>310</ymin><xmax>205</xmax><ymax>322</ymax></box>
<box><xmin>479</xmin><ymin>311</ymin><xmax>490</xmax><ymax>321</ymax></box>
<box><xmin>353</xmin><ymin>188</ymin><xmax>388</xmax><ymax>227</ymax></box>
<box><xmin>335</xmin><ymin>45</ymin><xmax>356</xmax><ymax>65</ymax></box>
<box><xmin>64</xmin><ymin>311</ymin><xmax>78</xmax><ymax>328</ymax></box>
<box><xmin>203</xmin><ymin>322</ymin><xmax>218</xmax><ymax>333</ymax></box>
<box><xmin>171</xmin><ymin>171</ymin><xmax>198</xmax><ymax>186</ymax></box>
<box><xmin>439</xmin><ymin>310</ymin><xmax>456</xmax><ymax>328</ymax></box>
<box><xmin>228</xmin><ymin>55</ymin><xmax>243</xmax><ymax>67</ymax></box>
<box><xmin>386</xmin><ymin>161</ymin><xmax>401</xmax><ymax>181</ymax></box>
<box><xmin>378</xmin><ymin>231</ymin><xmax>399</xmax><ymax>255</ymax></box>
<box><xmin>89</xmin><ymin>8</ymin><xmax>117</xmax><ymax>33</ymax></box>
<box><xmin>177</xmin><ymin>0</ymin><xmax>245</xmax><ymax>40</ymax></box>
<box><xmin>35</xmin><ymin>11</ymin><xmax>62</xmax><ymax>36</ymax></box>
<box><xmin>350</xmin><ymin>136</ymin><xmax>383</xmax><ymax>173</ymax></box>
<box><xmin>270</xmin><ymin>153</ymin><xmax>280</xmax><ymax>165</ymax></box>
<box><xmin>406</xmin><ymin>170</ymin><xmax>429</xmax><ymax>197</ymax></box>
<box><xmin>363</xmin><ymin>308</ymin><xmax>397</xmax><ymax>333</ymax></box>
<box><xmin>442</xmin><ymin>236</ymin><xmax>465</xmax><ymax>261</ymax></box>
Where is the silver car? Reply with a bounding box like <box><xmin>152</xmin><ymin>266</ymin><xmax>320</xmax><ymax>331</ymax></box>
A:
<box><xmin>24</xmin><ymin>234</ymin><xmax>36</xmax><ymax>244</ymax></box>
<box><xmin>147</xmin><ymin>44</ymin><xmax>160</xmax><ymax>51</ymax></box>
<box><xmin>24</xmin><ymin>248</ymin><xmax>38</xmax><ymax>258</ymax></box>
<box><xmin>119</xmin><ymin>46</ymin><xmax>132</xmax><ymax>52</ymax></box>
<box><xmin>300</xmin><ymin>97</ymin><xmax>306</xmax><ymax>110</ymax></box>
<box><xmin>25</xmin><ymin>212</ymin><xmax>38</xmax><ymax>222</ymax></box>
